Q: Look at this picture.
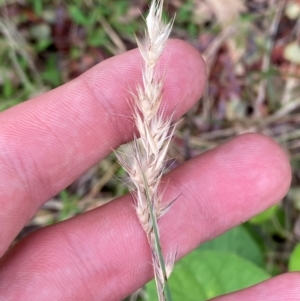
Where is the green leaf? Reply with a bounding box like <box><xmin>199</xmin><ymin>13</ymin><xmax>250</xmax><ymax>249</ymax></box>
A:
<box><xmin>3</xmin><ymin>75</ymin><xmax>13</xmax><ymax>98</ymax></box>
<box><xmin>41</xmin><ymin>55</ymin><xmax>62</xmax><ymax>87</ymax></box>
<box><xmin>249</xmin><ymin>205</ymin><xmax>278</xmax><ymax>224</ymax></box>
<box><xmin>58</xmin><ymin>190</ymin><xmax>80</xmax><ymax>221</ymax></box>
<box><xmin>32</xmin><ymin>0</ymin><xmax>43</xmax><ymax>16</ymax></box>
<box><xmin>199</xmin><ymin>226</ymin><xmax>264</xmax><ymax>267</ymax></box>
<box><xmin>146</xmin><ymin>251</ymin><xmax>270</xmax><ymax>301</ymax></box>
<box><xmin>289</xmin><ymin>244</ymin><xmax>300</xmax><ymax>271</ymax></box>
<box><xmin>68</xmin><ymin>6</ymin><xmax>90</xmax><ymax>26</ymax></box>
<box><xmin>88</xmin><ymin>28</ymin><xmax>107</xmax><ymax>47</ymax></box>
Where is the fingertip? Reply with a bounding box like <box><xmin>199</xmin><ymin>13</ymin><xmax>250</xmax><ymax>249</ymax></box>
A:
<box><xmin>160</xmin><ymin>39</ymin><xmax>207</xmax><ymax>116</ymax></box>
<box><xmin>233</xmin><ymin>133</ymin><xmax>292</xmax><ymax>203</ymax></box>
<box><xmin>83</xmin><ymin>39</ymin><xmax>207</xmax><ymax>121</ymax></box>
<box><xmin>164</xmin><ymin>133</ymin><xmax>292</xmax><ymax>247</ymax></box>
<box><xmin>92</xmin><ymin>40</ymin><xmax>206</xmax><ymax>143</ymax></box>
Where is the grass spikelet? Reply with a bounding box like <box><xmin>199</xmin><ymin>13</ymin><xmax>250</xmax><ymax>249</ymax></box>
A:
<box><xmin>116</xmin><ymin>1</ymin><xmax>175</xmax><ymax>300</ymax></box>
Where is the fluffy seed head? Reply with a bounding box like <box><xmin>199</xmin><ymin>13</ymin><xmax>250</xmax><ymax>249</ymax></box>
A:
<box><xmin>116</xmin><ymin>1</ymin><xmax>176</xmax><ymax>299</ymax></box>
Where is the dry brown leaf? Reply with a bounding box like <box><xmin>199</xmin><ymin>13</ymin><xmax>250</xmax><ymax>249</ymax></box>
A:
<box><xmin>205</xmin><ymin>0</ymin><xmax>246</xmax><ymax>65</ymax></box>
<box><xmin>192</xmin><ymin>0</ymin><xmax>214</xmax><ymax>24</ymax></box>
<box><xmin>206</xmin><ymin>0</ymin><xmax>246</xmax><ymax>25</ymax></box>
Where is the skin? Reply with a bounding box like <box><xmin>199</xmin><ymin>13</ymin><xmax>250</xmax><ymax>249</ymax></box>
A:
<box><xmin>0</xmin><ymin>40</ymin><xmax>298</xmax><ymax>301</ymax></box>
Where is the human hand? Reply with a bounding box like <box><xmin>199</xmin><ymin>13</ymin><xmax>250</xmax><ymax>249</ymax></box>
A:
<box><xmin>0</xmin><ymin>40</ymin><xmax>298</xmax><ymax>301</ymax></box>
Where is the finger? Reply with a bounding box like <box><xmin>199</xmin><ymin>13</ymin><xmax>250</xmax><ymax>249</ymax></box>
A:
<box><xmin>0</xmin><ymin>134</ymin><xmax>291</xmax><ymax>301</ymax></box>
<box><xmin>209</xmin><ymin>273</ymin><xmax>300</xmax><ymax>300</ymax></box>
<box><xmin>0</xmin><ymin>39</ymin><xmax>206</xmax><ymax>256</ymax></box>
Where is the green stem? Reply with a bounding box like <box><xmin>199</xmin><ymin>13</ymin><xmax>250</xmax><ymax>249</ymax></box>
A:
<box><xmin>142</xmin><ymin>174</ymin><xmax>173</xmax><ymax>301</ymax></box>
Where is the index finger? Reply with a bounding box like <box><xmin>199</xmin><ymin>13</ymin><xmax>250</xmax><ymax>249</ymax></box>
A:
<box><xmin>0</xmin><ymin>39</ymin><xmax>206</xmax><ymax>256</ymax></box>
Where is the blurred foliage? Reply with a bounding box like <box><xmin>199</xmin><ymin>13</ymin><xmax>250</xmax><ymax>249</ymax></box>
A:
<box><xmin>289</xmin><ymin>243</ymin><xmax>300</xmax><ymax>271</ymax></box>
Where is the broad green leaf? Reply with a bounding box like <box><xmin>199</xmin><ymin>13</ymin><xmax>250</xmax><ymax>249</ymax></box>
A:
<box><xmin>199</xmin><ymin>226</ymin><xmax>263</xmax><ymax>267</ymax></box>
<box><xmin>289</xmin><ymin>244</ymin><xmax>300</xmax><ymax>271</ymax></box>
<box><xmin>146</xmin><ymin>251</ymin><xmax>270</xmax><ymax>301</ymax></box>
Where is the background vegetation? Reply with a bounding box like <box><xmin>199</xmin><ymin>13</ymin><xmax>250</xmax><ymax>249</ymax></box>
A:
<box><xmin>1</xmin><ymin>0</ymin><xmax>300</xmax><ymax>300</ymax></box>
